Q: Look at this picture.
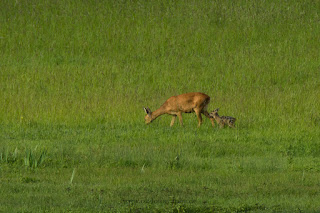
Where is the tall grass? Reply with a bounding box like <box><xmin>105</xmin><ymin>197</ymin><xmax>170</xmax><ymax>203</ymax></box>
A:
<box><xmin>1</xmin><ymin>0</ymin><xmax>319</xmax><ymax>128</ymax></box>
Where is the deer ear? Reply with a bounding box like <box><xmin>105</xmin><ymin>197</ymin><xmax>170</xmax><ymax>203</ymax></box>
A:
<box><xmin>144</xmin><ymin>107</ymin><xmax>151</xmax><ymax>115</ymax></box>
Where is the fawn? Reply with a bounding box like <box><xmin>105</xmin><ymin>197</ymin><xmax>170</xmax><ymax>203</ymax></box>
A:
<box><xmin>209</xmin><ymin>108</ymin><xmax>236</xmax><ymax>128</ymax></box>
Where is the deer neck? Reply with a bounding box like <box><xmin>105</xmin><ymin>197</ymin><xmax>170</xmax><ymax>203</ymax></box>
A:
<box><xmin>151</xmin><ymin>106</ymin><xmax>167</xmax><ymax>121</ymax></box>
<box><xmin>213</xmin><ymin>114</ymin><xmax>222</xmax><ymax>122</ymax></box>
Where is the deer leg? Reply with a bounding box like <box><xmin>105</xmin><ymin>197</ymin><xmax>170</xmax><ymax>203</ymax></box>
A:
<box><xmin>170</xmin><ymin>115</ymin><xmax>177</xmax><ymax>127</ymax></box>
<box><xmin>203</xmin><ymin>110</ymin><xmax>215</xmax><ymax>127</ymax></box>
<box><xmin>177</xmin><ymin>112</ymin><xmax>183</xmax><ymax>126</ymax></box>
<box><xmin>229</xmin><ymin>123</ymin><xmax>235</xmax><ymax>128</ymax></box>
<box><xmin>194</xmin><ymin>109</ymin><xmax>203</xmax><ymax>127</ymax></box>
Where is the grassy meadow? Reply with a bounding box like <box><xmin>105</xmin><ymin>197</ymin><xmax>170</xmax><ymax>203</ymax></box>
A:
<box><xmin>1</xmin><ymin>0</ymin><xmax>320</xmax><ymax>212</ymax></box>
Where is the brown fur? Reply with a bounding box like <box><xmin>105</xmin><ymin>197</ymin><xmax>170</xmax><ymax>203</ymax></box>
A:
<box><xmin>144</xmin><ymin>92</ymin><xmax>215</xmax><ymax>127</ymax></box>
<box><xmin>209</xmin><ymin>108</ymin><xmax>236</xmax><ymax>128</ymax></box>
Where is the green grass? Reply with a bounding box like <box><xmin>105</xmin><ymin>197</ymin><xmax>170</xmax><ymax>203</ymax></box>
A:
<box><xmin>1</xmin><ymin>0</ymin><xmax>320</xmax><ymax>212</ymax></box>
<box><xmin>1</xmin><ymin>124</ymin><xmax>320</xmax><ymax>212</ymax></box>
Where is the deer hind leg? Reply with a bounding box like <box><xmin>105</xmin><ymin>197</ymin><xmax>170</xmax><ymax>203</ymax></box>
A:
<box><xmin>203</xmin><ymin>110</ymin><xmax>215</xmax><ymax>127</ymax></box>
<box><xmin>225</xmin><ymin>118</ymin><xmax>235</xmax><ymax>128</ymax></box>
<box><xmin>228</xmin><ymin>122</ymin><xmax>235</xmax><ymax>128</ymax></box>
<box><xmin>194</xmin><ymin>108</ymin><xmax>203</xmax><ymax>127</ymax></box>
<box><xmin>170</xmin><ymin>115</ymin><xmax>177</xmax><ymax>127</ymax></box>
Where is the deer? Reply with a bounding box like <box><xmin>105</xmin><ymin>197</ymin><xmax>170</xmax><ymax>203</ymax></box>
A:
<box><xmin>144</xmin><ymin>92</ymin><xmax>215</xmax><ymax>127</ymax></box>
<box><xmin>209</xmin><ymin>108</ymin><xmax>236</xmax><ymax>128</ymax></box>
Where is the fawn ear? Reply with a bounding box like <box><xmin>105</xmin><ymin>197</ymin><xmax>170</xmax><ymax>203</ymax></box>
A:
<box><xmin>144</xmin><ymin>107</ymin><xmax>151</xmax><ymax>115</ymax></box>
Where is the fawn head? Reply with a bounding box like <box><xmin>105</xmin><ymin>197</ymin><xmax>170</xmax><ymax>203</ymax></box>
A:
<box><xmin>144</xmin><ymin>107</ymin><xmax>153</xmax><ymax>124</ymax></box>
<box><xmin>209</xmin><ymin>108</ymin><xmax>219</xmax><ymax>117</ymax></box>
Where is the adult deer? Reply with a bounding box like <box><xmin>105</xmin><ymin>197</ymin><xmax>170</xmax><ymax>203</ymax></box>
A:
<box><xmin>144</xmin><ymin>92</ymin><xmax>215</xmax><ymax>127</ymax></box>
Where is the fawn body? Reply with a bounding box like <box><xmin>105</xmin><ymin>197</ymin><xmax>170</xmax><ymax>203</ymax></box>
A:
<box><xmin>144</xmin><ymin>92</ymin><xmax>215</xmax><ymax>127</ymax></box>
<box><xmin>210</xmin><ymin>108</ymin><xmax>236</xmax><ymax>128</ymax></box>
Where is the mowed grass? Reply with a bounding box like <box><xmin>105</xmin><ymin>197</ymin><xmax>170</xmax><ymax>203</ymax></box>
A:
<box><xmin>1</xmin><ymin>0</ymin><xmax>320</xmax><ymax>212</ymax></box>
<box><xmin>1</xmin><ymin>124</ymin><xmax>320</xmax><ymax>212</ymax></box>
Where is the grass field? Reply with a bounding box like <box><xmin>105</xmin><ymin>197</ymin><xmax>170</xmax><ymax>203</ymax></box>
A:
<box><xmin>1</xmin><ymin>0</ymin><xmax>320</xmax><ymax>212</ymax></box>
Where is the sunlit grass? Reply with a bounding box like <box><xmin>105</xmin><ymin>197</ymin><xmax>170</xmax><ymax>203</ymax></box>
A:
<box><xmin>1</xmin><ymin>0</ymin><xmax>319</xmax><ymax>127</ymax></box>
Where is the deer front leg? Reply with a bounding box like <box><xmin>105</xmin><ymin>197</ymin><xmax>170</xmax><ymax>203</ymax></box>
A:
<box><xmin>177</xmin><ymin>112</ymin><xmax>183</xmax><ymax>126</ymax></box>
<box><xmin>170</xmin><ymin>115</ymin><xmax>177</xmax><ymax>127</ymax></box>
